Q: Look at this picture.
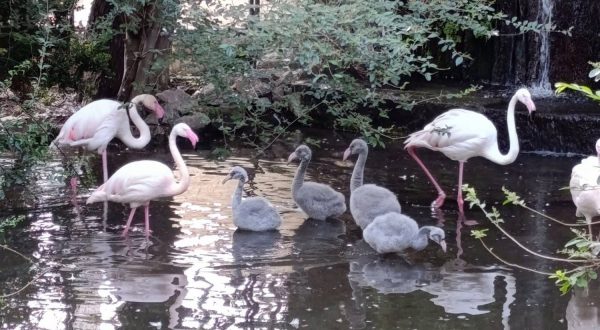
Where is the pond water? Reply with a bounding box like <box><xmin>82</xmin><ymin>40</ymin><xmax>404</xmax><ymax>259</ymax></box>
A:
<box><xmin>1</xmin><ymin>129</ymin><xmax>599</xmax><ymax>329</ymax></box>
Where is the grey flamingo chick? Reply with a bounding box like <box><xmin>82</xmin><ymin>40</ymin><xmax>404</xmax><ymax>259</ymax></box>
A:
<box><xmin>223</xmin><ymin>166</ymin><xmax>282</xmax><ymax>231</ymax></box>
<box><xmin>363</xmin><ymin>212</ymin><xmax>447</xmax><ymax>254</ymax></box>
<box><xmin>287</xmin><ymin>145</ymin><xmax>347</xmax><ymax>220</ymax></box>
<box><xmin>343</xmin><ymin>139</ymin><xmax>401</xmax><ymax>230</ymax></box>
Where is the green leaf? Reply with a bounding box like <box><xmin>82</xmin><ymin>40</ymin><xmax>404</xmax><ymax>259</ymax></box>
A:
<box><xmin>470</xmin><ymin>229</ymin><xmax>489</xmax><ymax>239</ymax></box>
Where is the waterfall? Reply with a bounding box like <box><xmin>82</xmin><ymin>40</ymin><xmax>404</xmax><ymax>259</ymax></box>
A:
<box><xmin>531</xmin><ymin>0</ymin><xmax>554</xmax><ymax>96</ymax></box>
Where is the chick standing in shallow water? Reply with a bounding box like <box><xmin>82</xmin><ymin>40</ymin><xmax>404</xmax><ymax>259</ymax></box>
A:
<box><xmin>223</xmin><ymin>166</ymin><xmax>282</xmax><ymax>231</ymax></box>
<box><xmin>288</xmin><ymin>145</ymin><xmax>347</xmax><ymax>220</ymax></box>
<box><xmin>343</xmin><ymin>138</ymin><xmax>401</xmax><ymax>230</ymax></box>
<box><xmin>363</xmin><ymin>212</ymin><xmax>447</xmax><ymax>254</ymax></box>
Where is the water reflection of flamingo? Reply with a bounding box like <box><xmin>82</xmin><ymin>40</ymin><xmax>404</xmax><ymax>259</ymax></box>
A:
<box><xmin>86</xmin><ymin>123</ymin><xmax>198</xmax><ymax>237</ymax></box>
<box><xmin>230</xmin><ymin>230</ymin><xmax>285</xmax><ymax>328</ymax></box>
<box><xmin>347</xmin><ymin>241</ymin><xmax>516</xmax><ymax>324</ymax></box>
<box><xmin>405</xmin><ymin>88</ymin><xmax>536</xmax><ymax>214</ymax></box>
<box><xmin>566</xmin><ymin>286</ymin><xmax>600</xmax><ymax>329</ymax></box>
<box><xmin>52</xmin><ymin>94</ymin><xmax>165</xmax><ymax>184</ymax></box>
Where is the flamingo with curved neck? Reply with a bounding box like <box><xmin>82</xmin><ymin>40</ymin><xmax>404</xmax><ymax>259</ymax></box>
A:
<box><xmin>404</xmin><ymin>88</ymin><xmax>536</xmax><ymax>214</ymax></box>
<box><xmin>116</xmin><ymin>94</ymin><xmax>165</xmax><ymax>149</ymax></box>
<box><xmin>86</xmin><ymin>123</ymin><xmax>198</xmax><ymax>238</ymax></box>
<box><xmin>52</xmin><ymin>94</ymin><xmax>165</xmax><ymax>185</ymax></box>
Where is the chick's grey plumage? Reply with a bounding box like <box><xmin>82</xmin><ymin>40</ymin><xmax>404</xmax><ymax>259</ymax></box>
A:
<box><xmin>224</xmin><ymin>166</ymin><xmax>281</xmax><ymax>231</ymax></box>
<box><xmin>288</xmin><ymin>145</ymin><xmax>347</xmax><ymax>221</ymax></box>
<box><xmin>343</xmin><ymin>139</ymin><xmax>401</xmax><ymax>229</ymax></box>
<box><xmin>363</xmin><ymin>212</ymin><xmax>446</xmax><ymax>254</ymax></box>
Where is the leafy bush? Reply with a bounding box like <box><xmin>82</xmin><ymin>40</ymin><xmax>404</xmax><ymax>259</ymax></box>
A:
<box><xmin>555</xmin><ymin>62</ymin><xmax>600</xmax><ymax>102</ymax></box>
<box><xmin>465</xmin><ymin>185</ymin><xmax>600</xmax><ymax>294</ymax></box>
<box><xmin>0</xmin><ymin>0</ymin><xmax>111</xmax><ymax>97</ymax></box>
<box><xmin>176</xmin><ymin>0</ymin><xmax>546</xmax><ymax>148</ymax></box>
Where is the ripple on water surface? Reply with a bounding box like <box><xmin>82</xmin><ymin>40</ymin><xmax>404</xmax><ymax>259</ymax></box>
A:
<box><xmin>0</xmin><ymin>139</ymin><xmax>597</xmax><ymax>329</ymax></box>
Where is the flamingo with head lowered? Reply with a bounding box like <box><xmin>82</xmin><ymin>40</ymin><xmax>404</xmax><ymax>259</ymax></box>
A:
<box><xmin>52</xmin><ymin>94</ymin><xmax>165</xmax><ymax>185</ymax></box>
<box><xmin>86</xmin><ymin>123</ymin><xmax>198</xmax><ymax>238</ymax></box>
<box><xmin>404</xmin><ymin>88</ymin><xmax>536</xmax><ymax>214</ymax></box>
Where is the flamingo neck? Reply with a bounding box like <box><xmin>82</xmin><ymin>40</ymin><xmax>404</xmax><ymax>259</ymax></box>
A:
<box><xmin>350</xmin><ymin>150</ymin><xmax>367</xmax><ymax>192</ymax></box>
<box><xmin>410</xmin><ymin>227</ymin><xmax>432</xmax><ymax>251</ymax></box>
<box><xmin>168</xmin><ymin>130</ymin><xmax>190</xmax><ymax>196</ymax></box>
<box><xmin>292</xmin><ymin>159</ymin><xmax>308</xmax><ymax>197</ymax></box>
<box><xmin>232</xmin><ymin>180</ymin><xmax>244</xmax><ymax>210</ymax></box>
<box><xmin>483</xmin><ymin>94</ymin><xmax>520</xmax><ymax>165</ymax></box>
<box><xmin>118</xmin><ymin>98</ymin><xmax>151</xmax><ymax>149</ymax></box>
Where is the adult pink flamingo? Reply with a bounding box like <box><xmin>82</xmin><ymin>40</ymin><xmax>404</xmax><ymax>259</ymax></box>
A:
<box><xmin>86</xmin><ymin>123</ymin><xmax>198</xmax><ymax>238</ymax></box>
<box><xmin>52</xmin><ymin>94</ymin><xmax>165</xmax><ymax>184</ymax></box>
<box><xmin>404</xmin><ymin>88</ymin><xmax>536</xmax><ymax>213</ymax></box>
<box><xmin>569</xmin><ymin>138</ymin><xmax>600</xmax><ymax>237</ymax></box>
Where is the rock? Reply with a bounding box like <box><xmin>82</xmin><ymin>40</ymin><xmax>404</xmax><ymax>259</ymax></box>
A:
<box><xmin>230</xmin><ymin>77</ymin><xmax>271</xmax><ymax>97</ymax></box>
<box><xmin>156</xmin><ymin>88</ymin><xmax>197</xmax><ymax>116</ymax></box>
<box><xmin>175</xmin><ymin>113</ymin><xmax>211</xmax><ymax>131</ymax></box>
<box><xmin>0</xmin><ymin>88</ymin><xmax>19</xmax><ymax>101</ymax></box>
<box><xmin>192</xmin><ymin>83</ymin><xmax>216</xmax><ymax>99</ymax></box>
<box><xmin>256</xmin><ymin>51</ymin><xmax>290</xmax><ymax>69</ymax></box>
<box><xmin>272</xmin><ymin>85</ymin><xmax>285</xmax><ymax>101</ymax></box>
<box><xmin>0</xmin><ymin>115</ymin><xmax>24</xmax><ymax>122</ymax></box>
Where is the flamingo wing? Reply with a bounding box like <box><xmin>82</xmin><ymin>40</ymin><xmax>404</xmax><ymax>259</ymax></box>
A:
<box><xmin>404</xmin><ymin>109</ymin><xmax>496</xmax><ymax>160</ymax></box>
<box><xmin>234</xmin><ymin>197</ymin><xmax>281</xmax><ymax>231</ymax></box>
<box><xmin>296</xmin><ymin>182</ymin><xmax>346</xmax><ymax>210</ymax></box>
<box><xmin>53</xmin><ymin>99</ymin><xmax>124</xmax><ymax>152</ymax></box>
<box><xmin>570</xmin><ymin>162</ymin><xmax>600</xmax><ymax>204</ymax></box>
<box><xmin>96</xmin><ymin>160</ymin><xmax>176</xmax><ymax>205</ymax></box>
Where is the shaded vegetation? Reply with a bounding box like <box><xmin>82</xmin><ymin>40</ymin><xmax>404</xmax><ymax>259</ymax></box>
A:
<box><xmin>0</xmin><ymin>0</ymin><xmax>551</xmax><ymax>205</ymax></box>
<box><xmin>465</xmin><ymin>185</ymin><xmax>600</xmax><ymax>294</ymax></box>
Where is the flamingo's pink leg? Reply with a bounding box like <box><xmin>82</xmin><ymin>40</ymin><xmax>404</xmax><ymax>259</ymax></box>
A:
<box><xmin>407</xmin><ymin>147</ymin><xmax>446</xmax><ymax>208</ymax></box>
<box><xmin>457</xmin><ymin>161</ymin><xmax>465</xmax><ymax>214</ymax></box>
<box><xmin>102</xmin><ymin>149</ymin><xmax>108</xmax><ymax>183</ymax></box>
<box><xmin>122</xmin><ymin>207</ymin><xmax>137</xmax><ymax>237</ymax></box>
<box><xmin>144</xmin><ymin>203</ymin><xmax>151</xmax><ymax>238</ymax></box>
<box><xmin>70</xmin><ymin>177</ymin><xmax>78</xmax><ymax>193</ymax></box>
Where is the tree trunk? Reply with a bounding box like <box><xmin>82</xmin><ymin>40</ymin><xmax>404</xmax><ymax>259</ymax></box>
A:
<box><xmin>89</xmin><ymin>0</ymin><xmax>171</xmax><ymax>101</ymax></box>
<box><xmin>116</xmin><ymin>3</ymin><xmax>170</xmax><ymax>101</ymax></box>
<box><xmin>88</xmin><ymin>0</ymin><xmax>124</xmax><ymax>99</ymax></box>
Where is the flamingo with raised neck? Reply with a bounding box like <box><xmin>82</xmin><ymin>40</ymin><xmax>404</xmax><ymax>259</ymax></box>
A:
<box><xmin>404</xmin><ymin>88</ymin><xmax>536</xmax><ymax>214</ymax></box>
<box><xmin>86</xmin><ymin>123</ymin><xmax>198</xmax><ymax>238</ymax></box>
